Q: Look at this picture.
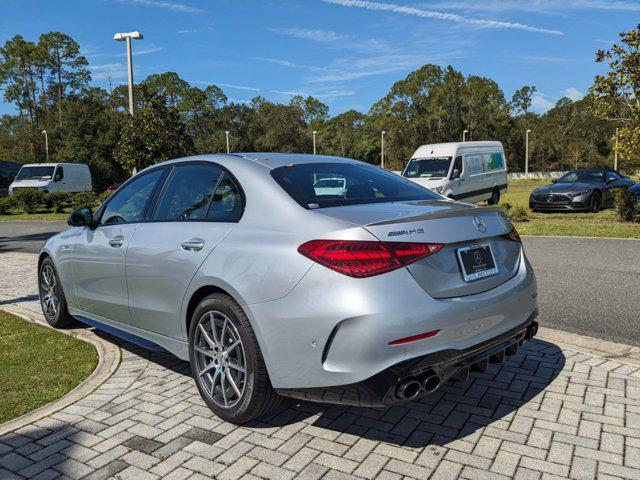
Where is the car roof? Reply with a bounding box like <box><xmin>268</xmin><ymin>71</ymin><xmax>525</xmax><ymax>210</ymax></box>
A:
<box><xmin>146</xmin><ymin>153</ymin><xmax>363</xmax><ymax>172</ymax></box>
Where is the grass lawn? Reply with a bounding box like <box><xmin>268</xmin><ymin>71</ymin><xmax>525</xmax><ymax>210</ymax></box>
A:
<box><xmin>0</xmin><ymin>212</ymin><xmax>68</xmax><ymax>222</ymax></box>
<box><xmin>0</xmin><ymin>311</ymin><xmax>97</xmax><ymax>423</ymax></box>
<box><xmin>501</xmin><ymin>180</ymin><xmax>640</xmax><ymax>239</ymax></box>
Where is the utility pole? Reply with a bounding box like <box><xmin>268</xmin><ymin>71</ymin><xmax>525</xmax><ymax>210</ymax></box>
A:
<box><xmin>525</xmin><ymin>129</ymin><xmax>531</xmax><ymax>176</ymax></box>
<box><xmin>312</xmin><ymin>130</ymin><xmax>317</xmax><ymax>155</ymax></box>
<box><xmin>225</xmin><ymin>131</ymin><xmax>230</xmax><ymax>153</ymax></box>
<box><xmin>114</xmin><ymin>31</ymin><xmax>143</xmax><ymax>115</ymax></box>
<box><xmin>614</xmin><ymin>127</ymin><xmax>619</xmax><ymax>170</ymax></box>
<box><xmin>463</xmin><ymin>129</ymin><xmax>468</xmax><ymax>142</ymax></box>
<box><xmin>42</xmin><ymin>130</ymin><xmax>49</xmax><ymax>162</ymax></box>
<box><xmin>381</xmin><ymin>131</ymin><xmax>386</xmax><ymax>169</ymax></box>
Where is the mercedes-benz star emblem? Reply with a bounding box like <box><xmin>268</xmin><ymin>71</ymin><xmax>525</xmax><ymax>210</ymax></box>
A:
<box><xmin>472</xmin><ymin>215</ymin><xmax>487</xmax><ymax>232</ymax></box>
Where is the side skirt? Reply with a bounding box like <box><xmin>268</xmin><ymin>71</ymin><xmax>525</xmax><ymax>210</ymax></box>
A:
<box><xmin>68</xmin><ymin>307</ymin><xmax>189</xmax><ymax>360</ymax></box>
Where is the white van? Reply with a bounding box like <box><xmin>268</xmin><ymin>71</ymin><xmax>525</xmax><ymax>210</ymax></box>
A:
<box><xmin>9</xmin><ymin>163</ymin><xmax>92</xmax><ymax>195</ymax></box>
<box><xmin>402</xmin><ymin>141</ymin><xmax>507</xmax><ymax>204</ymax></box>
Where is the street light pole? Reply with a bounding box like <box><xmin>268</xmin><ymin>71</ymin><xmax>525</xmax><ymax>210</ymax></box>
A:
<box><xmin>381</xmin><ymin>131</ymin><xmax>386</xmax><ymax>169</ymax></box>
<box><xmin>225</xmin><ymin>131</ymin><xmax>230</xmax><ymax>154</ymax></box>
<box><xmin>312</xmin><ymin>130</ymin><xmax>317</xmax><ymax>155</ymax></box>
<box><xmin>42</xmin><ymin>130</ymin><xmax>49</xmax><ymax>162</ymax></box>
<box><xmin>525</xmin><ymin>129</ymin><xmax>531</xmax><ymax>176</ymax></box>
<box><xmin>114</xmin><ymin>31</ymin><xmax>143</xmax><ymax>115</ymax></box>
<box><xmin>463</xmin><ymin>129</ymin><xmax>468</xmax><ymax>142</ymax></box>
<box><xmin>614</xmin><ymin>127</ymin><xmax>619</xmax><ymax>171</ymax></box>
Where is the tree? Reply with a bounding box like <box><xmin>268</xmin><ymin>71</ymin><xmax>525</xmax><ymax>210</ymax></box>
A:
<box><xmin>113</xmin><ymin>85</ymin><xmax>194</xmax><ymax>172</ymax></box>
<box><xmin>511</xmin><ymin>86</ymin><xmax>537</xmax><ymax>116</ymax></box>
<box><xmin>591</xmin><ymin>24</ymin><xmax>640</xmax><ymax>169</ymax></box>
<box><xmin>38</xmin><ymin>32</ymin><xmax>91</xmax><ymax>127</ymax></box>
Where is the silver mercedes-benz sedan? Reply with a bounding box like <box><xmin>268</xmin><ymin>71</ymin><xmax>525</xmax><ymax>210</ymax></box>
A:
<box><xmin>39</xmin><ymin>153</ymin><xmax>538</xmax><ymax>424</ymax></box>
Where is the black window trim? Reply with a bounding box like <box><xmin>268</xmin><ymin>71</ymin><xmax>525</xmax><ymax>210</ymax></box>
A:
<box><xmin>95</xmin><ymin>160</ymin><xmax>246</xmax><ymax>227</ymax></box>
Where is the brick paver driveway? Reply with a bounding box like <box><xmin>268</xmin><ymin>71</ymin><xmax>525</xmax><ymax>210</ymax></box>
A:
<box><xmin>1</xmin><ymin>252</ymin><xmax>640</xmax><ymax>480</ymax></box>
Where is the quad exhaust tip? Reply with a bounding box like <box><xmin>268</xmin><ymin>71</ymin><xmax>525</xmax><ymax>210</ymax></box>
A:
<box><xmin>396</xmin><ymin>380</ymin><xmax>421</xmax><ymax>400</ymax></box>
<box><xmin>422</xmin><ymin>374</ymin><xmax>441</xmax><ymax>393</ymax></box>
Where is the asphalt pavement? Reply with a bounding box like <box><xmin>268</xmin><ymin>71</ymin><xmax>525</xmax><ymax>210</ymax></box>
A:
<box><xmin>0</xmin><ymin>220</ymin><xmax>638</xmax><ymax>346</ymax></box>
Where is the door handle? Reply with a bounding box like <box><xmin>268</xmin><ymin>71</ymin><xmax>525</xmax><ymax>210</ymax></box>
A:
<box><xmin>108</xmin><ymin>236</ymin><xmax>124</xmax><ymax>248</ymax></box>
<box><xmin>181</xmin><ymin>238</ymin><xmax>205</xmax><ymax>252</ymax></box>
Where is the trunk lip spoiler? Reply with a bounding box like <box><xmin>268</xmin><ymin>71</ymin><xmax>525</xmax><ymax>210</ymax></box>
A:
<box><xmin>367</xmin><ymin>205</ymin><xmax>506</xmax><ymax>227</ymax></box>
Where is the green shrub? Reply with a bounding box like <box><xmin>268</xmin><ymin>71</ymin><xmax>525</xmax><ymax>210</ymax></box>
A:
<box><xmin>499</xmin><ymin>202</ymin><xmax>513</xmax><ymax>217</ymax></box>
<box><xmin>96</xmin><ymin>190</ymin><xmax>111</xmax><ymax>207</ymax></box>
<box><xmin>0</xmin><ymin>196</ymin><xmax>16</xmax><ymax>215</ymax></box>
<box><xmin>71</xmin><ymin>191</ymin><xmax>97</xmax><ymax>210</ymax></box>
<box><xmin>509</xmin><ymin>205</ymin><xmax>529</xmax><ymax>222</ymax></box>
<box><xmin>46</xmin><ymin>191</ymin><xmax>72</xmax><ymax>213</ymax></box>
<box><xmin>13</xmin><ymin>189</ymin><xmax>46</xmax><ymax>214</ymax></box>
<box><xmin>613</xmin><ymin>188</ymin><xmax>639</xmax><ymax>222</ymax></box>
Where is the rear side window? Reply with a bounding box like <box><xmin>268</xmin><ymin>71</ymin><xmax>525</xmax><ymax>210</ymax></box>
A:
<box><xmin>271</xmin><ymin>162</ymin><xmax>439</xmax><ymax>209</ymax></box>
<box><xmin>465</xmin><ymin>152</ymin><xmax>504</xmax><ymax>174</ymax></box>
<box><xmin>153</xmin><ymin>164</ymin><xmax>222</xmax><ymax>221</ymax></box>
<box><xmin>207</xmin><ymin>173</ymin><xmax>243</xmax><ymax>222</ymax></box>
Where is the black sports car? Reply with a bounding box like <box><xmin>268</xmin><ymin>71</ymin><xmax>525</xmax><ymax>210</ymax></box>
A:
<box><xmin>529</xmin><ymin>168</ymin><xmax>634</xmax><ymax>213</ymax></box>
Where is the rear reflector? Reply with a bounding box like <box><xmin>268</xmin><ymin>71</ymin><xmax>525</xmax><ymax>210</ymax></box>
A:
<box><xmin>389</xmin><ymin>329</ymin><xmax>440</xmax><ymax>345</ymax></box>
<box><xmin>298</xmin><ymin>240</ymin><xmax>444</xmax><ymax>278</ymax></box>
<box><xmin>502</xmin><ymin>226</ymin><xmax>521</xmax><ymax>243</ymax></box>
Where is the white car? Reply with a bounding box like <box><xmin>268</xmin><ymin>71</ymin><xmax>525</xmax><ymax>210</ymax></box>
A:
<box><xmin>402</xmin><ymin>141</ymin><xmax>508</xmax><ymax>205</ymax></box>
<box><xmin>313</xmin><ymin>177</ymin><xmax>347</xmax><ymax>197</ymax></box>
<box><xmin>9</xmin><ymin>163</ymin><xmax>92</xmax><ymax>195</ymax></box>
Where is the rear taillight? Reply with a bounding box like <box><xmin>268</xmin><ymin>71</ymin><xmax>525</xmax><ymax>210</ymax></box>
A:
<box><xmin>502</xmin><ymin>227</ymin><xmax>521</xmax><ymax>243</ymax></box>
<box><xmin>298</xmin><ymin>240</ymin><xmax>444</xmax><ymax>278</ymax></box>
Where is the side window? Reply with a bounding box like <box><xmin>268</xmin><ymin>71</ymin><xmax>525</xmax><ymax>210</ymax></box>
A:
<box><xmin>153</xmin><ymin>164</ymin><xmax>222</xmax><ymax>221</ymax></box>
<box><xmin>54</xmin><ymin>166</ymin><xmax>64</xmax><ymax>182</ymax></box>
<box><xmin>451</xmin><ymin>156</ymin><xmax>463</xmax><ymax>177</ymax></box>
<box><xmin>606</xmin><ymin>171</ymin><xmax>620</xmax><ymax>182</ymax></box>
<box><xmin>489</xmin><ymin>153</ymin><xmax>504</xmax><ymax>171</ymax></box>
<box><xmin>101</xmin><ymin>169</ymin><xmax>164</xmax><ymax>225</ymax></box>
<box><xmin>207</xmin><ymin>173</ymin><xmax>243</xmax><ymax>222</ymax></box>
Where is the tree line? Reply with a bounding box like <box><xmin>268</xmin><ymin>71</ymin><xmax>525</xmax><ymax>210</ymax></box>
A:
<box><xmin>1</xmin><ymin>26</ymin><xmax>638</xmax><ymax>192</ymax></box>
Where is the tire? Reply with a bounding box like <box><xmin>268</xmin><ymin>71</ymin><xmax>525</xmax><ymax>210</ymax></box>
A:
<box><xmin>38</xmin><ymin>256</ymin><xmax>74</xmax><ymax>328</ymax></box>
<box><xmin>590</xmin><ymin>191</ymin><xmax>602</xmax><ymax>213</ymax></box>
<box><xmin>488</xmin><ymin>187</ymin><xmax>500</xmax><ymax>205</ymax></box>
<box><xmin>188</xmin><ymin>293</ymin><xmax>281</xmax><ymax>424</ymax></box>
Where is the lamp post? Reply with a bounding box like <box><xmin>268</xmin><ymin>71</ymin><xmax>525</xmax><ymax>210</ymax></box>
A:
<box><xmin>614</xmin><ymin>127</ymin><xmax>619</xmax><ymax>170</ymax></box>
<box><xmin>113</xmin><ymin>31</ymin><xmax>143</xmax><ymax>115</ymax></box>
<box><xmin>225</xmin><ymin>131</ymin><xmax>230</xmax><ymax>154</ymax></box>
<box><xmin>312</xmin><ymin>130</ymin><xmax>317</xmax><ymax>155</ymax></box>
<box><xmin>525</xmin><ymin>129</ymin><xmax>531</xmax><ymax>176</ymax></box>
<box><xmin>42</xmin><ymin>130</ymin><xmax>49</xmax><ymax>162</ymax></box>
<box><xmin>381</xmin><ymin>130</ymin><xmax>386</xmax><ymax>169</ymax></box>
<box><xmin>463</xmin><ymin>129</ymin><xmax>468</xmax><ymax>142</ymax></box>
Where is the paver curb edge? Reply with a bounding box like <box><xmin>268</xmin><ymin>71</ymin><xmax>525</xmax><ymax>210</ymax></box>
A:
<box><xmin>0</xmin><ymin>304</ymin><xmax>121</xmax><ymax>437</ymax></box>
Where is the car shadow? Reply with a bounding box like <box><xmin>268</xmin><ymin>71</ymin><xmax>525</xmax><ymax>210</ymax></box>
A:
<box><xmin>86</xmin><ymin>328</ymin><xmax>564</xmax><ymax>448</ymax></box>
<box><xmin>0</xmin><ymin>230</ymin><xmax>62</xmax><ymax>253</ymax></box>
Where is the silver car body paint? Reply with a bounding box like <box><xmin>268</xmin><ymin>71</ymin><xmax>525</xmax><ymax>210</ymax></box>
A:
<box><xmin>41</xmin><ymin>153</ymin><xmax>537</xmax><ymax>390</ymax></box>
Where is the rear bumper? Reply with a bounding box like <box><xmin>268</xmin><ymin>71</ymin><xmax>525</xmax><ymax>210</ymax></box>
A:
<box><xmin>247</xmin><ymin>248</ymin><xmax>537</xmax><ymax>390</ymax></box>
<box><xmin>276</xmin><ymin>311</ymin><xmax>538</xmax><ymax>406</ymax></box>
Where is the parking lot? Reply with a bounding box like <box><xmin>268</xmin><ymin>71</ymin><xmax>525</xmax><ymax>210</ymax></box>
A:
<box><xmin>1</xmin><ymin>251</ymin><xmax>640</xmax><ymax>480</ymax></box>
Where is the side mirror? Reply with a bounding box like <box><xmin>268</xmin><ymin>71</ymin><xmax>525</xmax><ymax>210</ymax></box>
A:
<box><xmin>451</xmin><ymin>168</ymin><xmax>461</xmax><ymax>179</ymax></box>
<box><xmin>551</xmin><ymin>178</ymin><xmax>557</xmax><ymax>184</ymax></box>
<box><xmin>68</xmin><ymin>207</ymin><xmax>94</xmax><ymax>228</ymax></box>
<box><xmin>606</xmin><ymin>178</ymin><xmax>616</xmax><ymax>184</ymax></box>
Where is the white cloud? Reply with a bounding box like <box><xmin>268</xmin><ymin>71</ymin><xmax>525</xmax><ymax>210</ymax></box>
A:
<box><xmin>531</xmin><ymin>93</ymin><xmax>555</xmax><ymax>113</ymax></box>
<box><xmin>112</xmin><ymin>0</ymin><xmax>204</xmax><ymax>14</ymax></box>
<box><xmin>322</xmin><ymin>0</ymin><xmax>564</xmax><ymax>35</ymax></box>
<box><xmin>421</xmin><ymin>0</ymin><xmax>640</xmax><ymax>14</ymax></box>
<box><xmin>564</xmin><ymin>87</ymin><xmax>584</xmax><ymax>101</ymax></box>
<box><xmin>90</xmin><ymin>63</ymin><xmax>123</xmax><ymax>71</ymax></box>
<box><xmin>255</xmin><ymin>57</ymin><xmax>328</xmax><ymax>72</ymax></box>
<box><xmin>177</xmin><ymin>29</ymin><xmax>203</xmax><ymax>34</ymax></box>
<box><xmin>271</xmin><ymin>89</ymin><xmax>356</xmax><ymax>100</ymax></box>
<box><xmin>192</xmin><ymin>81</ymin><xmax>261</xmax><ymax>92</ymax></box>
<box><xmin>269</xmin><ymin>27</ymin><xmax>390</xmax><ymax>53</ymax></box>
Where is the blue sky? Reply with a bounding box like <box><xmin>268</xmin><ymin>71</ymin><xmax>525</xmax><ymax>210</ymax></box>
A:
<box><xmin>0</xmin><ymin>0</ymin><xmax>638</xmax><ymax>116</ymax></box>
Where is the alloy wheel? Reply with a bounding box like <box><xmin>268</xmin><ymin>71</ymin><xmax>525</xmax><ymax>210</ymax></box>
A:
<box><xmin>194</xmin><ymin>310</ymin><xmax>247</xmax><ymax>408</ymax></box>
<box><xmin>40</xmin><ymin>264</ymin><xmax>59</xmax><ymax>319</ymax></box>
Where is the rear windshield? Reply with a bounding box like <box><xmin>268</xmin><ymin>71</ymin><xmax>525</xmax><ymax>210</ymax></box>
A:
<box><xmin>271</xmin><ymin>162</ymin><xmax>439</xmax><ymax>209</ymax></box>
<box><xmin>16</xmin><ymin>166</ymin><xmax>55</xmax><ymax>180</ymax></box>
